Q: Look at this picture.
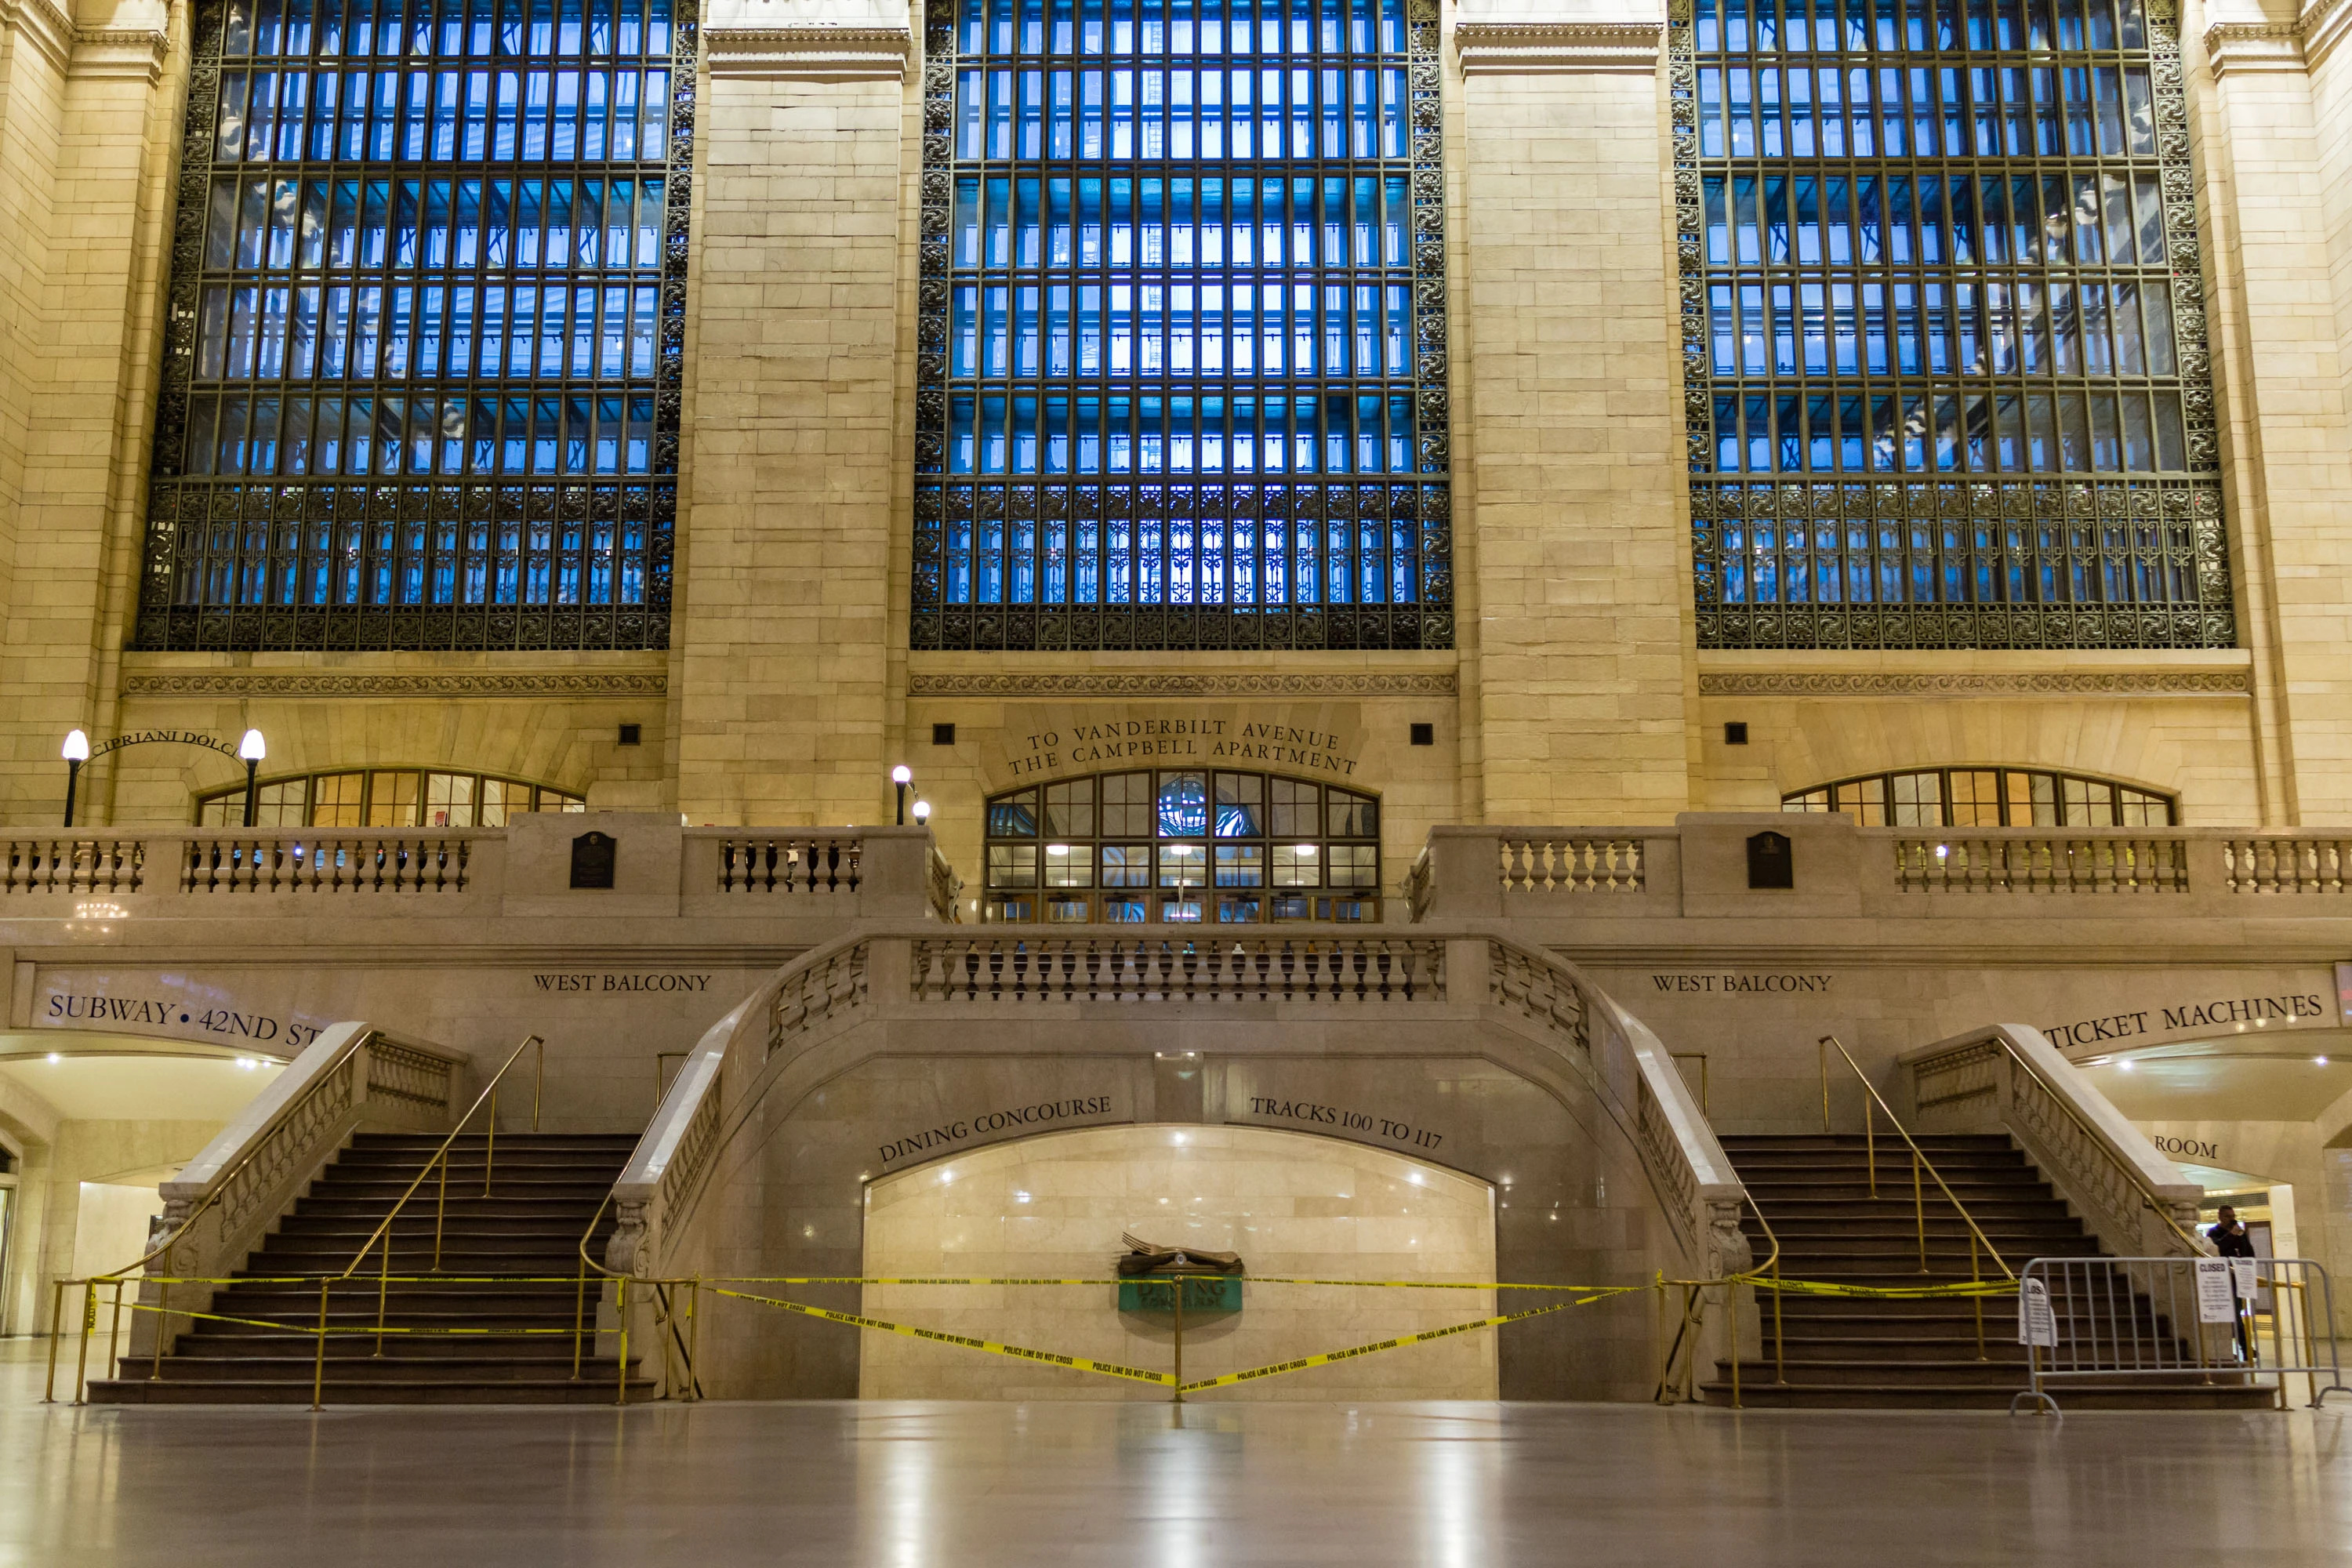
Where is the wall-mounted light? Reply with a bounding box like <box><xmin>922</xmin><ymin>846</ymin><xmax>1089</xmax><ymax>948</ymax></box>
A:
<box><xmin>912</xmin><ymin>799</ymin><xmax>931</xmax><ymax>827</ymax></box>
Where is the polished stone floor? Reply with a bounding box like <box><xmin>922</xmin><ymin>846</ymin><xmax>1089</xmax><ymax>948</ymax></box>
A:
<box><xmin>6</xmin><ymin>1337</ymin><xmax>2350</xmax><ymax>1566</ymax></box>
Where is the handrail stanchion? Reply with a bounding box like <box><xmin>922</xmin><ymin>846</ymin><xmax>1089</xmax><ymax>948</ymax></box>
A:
<box><xmin>1817</xmin><ymin>1036</ymin><xmax>2016</xmax><ymax>1283</ymax></box>
<box><xmin>74</xmin><ymin>1281</ymin><xmax>96</xmax><ymax>1405</ymax></box>
<box><xmin>44</xmin><ymin>1279</ymin><xmax>68</xmax><ymax>1403</ymax></box>
<box><xmin>483</xmin><ymin>1084</ymin><xmax>498</xmax><ymax>1198</ymax></box>
<box><xmin>107</xmin><ymin>1279</ymin><xmax>125</xmax><ymax>1376</ymax></box>
<box><xmin>1819</xmin><ymin>1040</ymin><xmax>1831</xmax><ymax>1133</ymax></box>
<box><xmin>375</xmin><ymin>1233</ymin><xmax>392</xmax><ymax>1356</ymax></box>
<box><xmin>1172</xmin><ymin>1279</ymin><xmax>1185</xmax><ymax>1405</ymax></box>
<box><xmin>1864</xmin><ymin>1094</ymin><xmax>1876</xmax><ymax>1199</ymax></box>
<box><xmin>1728</xmin><ymin>1279</ymin><xmax>1741</xmax><ymax>1409</ymax></box>
<box><xmin>434</xmin><ymin>1146</ymin><xmax>450</xmax><ymax>1271</ymax></box>
<box><xmin>616</xmin><ymin>1277</ymin><xmax>630</xmax><ymax>1406</ymax></box>
<box><xmin>149</xmin><ymin>1276</ymin><xmax>169</xmax><ymax>1381</ymax></box>
<box><xmin>1971</xmin><ymin>1234</ymin><xmax>1986</xmax><ymax>1359</ymax></box>
<box><xmin>312</xmin><ymin>1279</ymin><xmax>331</xmax><ymax>1410</ymax></box>
<box><xmin>1912</xmin><ymin>1150</ymin><xmax>1927</xmax><ymax>1274</ymax></box>
<box><xmin>532</xmin><ymin>1037</ymin><xmax>544</xmax><ymax>1133</ymax></box>
<box><xmin>688</xmin><ymin>1279</ymin><xmax>703</xmax><ymax>1401</ymax></box>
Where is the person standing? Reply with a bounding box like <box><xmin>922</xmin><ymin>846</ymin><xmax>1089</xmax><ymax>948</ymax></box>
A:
<box><xmin>2209</xmin><ymin>1206</ymin><xmax>2257</xmax><ymax>1360</ymax></box>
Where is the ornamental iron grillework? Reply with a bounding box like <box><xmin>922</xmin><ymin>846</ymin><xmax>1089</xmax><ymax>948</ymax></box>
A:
<box><xmin>1668</xmin><ymin>0</ymin><xmax>2234</xmax><ymax>649</ymax></box>
<box><xmin>912</xmin><ymin>0</ymin><xmax>1454</xmax><ymax>652</ymax></box>
<box><xmin>135</xmin><ymin>0</ymin><xmax>698</xmax><ymax>651</ymax></box>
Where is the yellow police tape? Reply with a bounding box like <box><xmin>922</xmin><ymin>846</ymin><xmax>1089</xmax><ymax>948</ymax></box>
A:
<box><xmin>713</xmin><ymin>1281</ymin><xmax>1650</xmax><ymax>1393</ymax></box>
<box><xmin>711</xmin><ymin>1285</ymin><xmax>1178</xmax><ymax>1387</ymax></box>
<box><xmin>1752</xmin><ymin>1277</ymin><xmax>2014</xmax><ymax>1300</ymax></box>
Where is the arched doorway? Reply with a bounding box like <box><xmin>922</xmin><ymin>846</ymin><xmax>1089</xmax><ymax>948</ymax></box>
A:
<box><xmin>858</xmin><ymin>1123</ymin><xmax>1496</xmax><ymax>1400</ymax></box>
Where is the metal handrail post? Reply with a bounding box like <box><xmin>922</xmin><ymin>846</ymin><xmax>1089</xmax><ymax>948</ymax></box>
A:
<box><xmin>532</xmin><ymin>1038</ymin><xmax>544</xmax><ymax>1132</ymax></box>
<box><xmin>1819</xmin><ymin>1040</ymin><xmax>1830</xmax><ymax>1132</ymax></box>
<box><xmin>1172</xmin><ymin>1279</ymin><xmax>1185</xmax><ymax>1404</ymax></box>
<box><xmin>483</xmin><ymin>1086</ymin><xmax>498</xmax><ymax>1198</ymax></box>
<box><xmin>107</xmin><ymin>1279</ymin><xmax>125</xmax><ymax>1375</ymax></box>
<box><xmin>1971</xmin><ymin>1234</ymin><xmax>1986</xmax><ymax>1359</ymax></box>
<box><xmin>149</xmin><ymin>1275</ymin><xmax>168</xmax><ymax>1381</ymax></box>
<box><xmin>572</xmin><ymin>1250</ymin><xmax>591</xmax><ymax>1380</ymax></box>
<box><xmin>688</xmin><ymin>1279</ymin><xmax>702</xmax><ymax>1401</ymax></box>
<box><xmin>1728</xmin><ymin>1280</ymin><xmax>1742</xmax><ymax>1409</ymax></box>
<box><xmin>312</xmin><ymin>1279</ymin><xmax>331</xmax><ymax>1410</ymax></box>
<box><xmin>375</xmin><ymin>1235</ymin><xmax>392</xmax><ymax>1356</ymax></box>
<box><xmin>1864</xmin><ymin>1094</ymin><xmax>1876</xmax><ymax>1199</ymax></box>
<box><xmin>73</xmin><ymin>1281</ymin><xmax>96</xmax><ymax>1404</ymax></box>
<box><xmin>1818</xmin><ymin>1036</ymin><xmax>2016</xmax><ymax>1281</ymax></box>
<box><xmin>44</xmin><ymin>1279</ymin><xmax>67</xmax><ymax>1403</ymax></box>
<box><xmin>615</xmin><ymin>1277</ymin><xmax>629</xmax><ymax>1406</ymax></box>
<box><xmin>1912</xmin><ymin>1150</ymin><xmax>1927</xmax><ymax>1274</ymax></box>
<box><xmin>434</xmin><ymin>1151</ymin><xmax>449</xmax><ymax>1271</ymax></box>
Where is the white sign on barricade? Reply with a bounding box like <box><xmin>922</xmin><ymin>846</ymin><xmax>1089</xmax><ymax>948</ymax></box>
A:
<box><xmin>2195</xmin><ymin>1258</ymin><xmax>2237</xmax><ymax>1324</ymax></box>
<box><xmin>2017</xmin><ymin>1277</ymin><xmax>2056</xmax><ymax>1348</ymax></box>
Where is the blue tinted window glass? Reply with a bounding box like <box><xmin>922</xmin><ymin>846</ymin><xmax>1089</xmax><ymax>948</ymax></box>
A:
<box><xmin>139</xmin><ymin>0</ymin><xmax>690</xmax><ymax>650</ymax></box>
<box><xmin>914</xmin><ymin>0</ymin><xmax>1450</xmax><ymax>651</ymax></box>
<box><xmin>1675</xmin><ymin>0</ymin><xmax>2228</xmax><ymax>648</ymax></box>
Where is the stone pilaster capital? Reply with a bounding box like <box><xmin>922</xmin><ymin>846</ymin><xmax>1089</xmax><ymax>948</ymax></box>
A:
<box><xmin>69</xmin><ymin>24</ymin><xmax>169</xmax><ymax>81</ymax></box>
<box><xmin>2203</xmin><ymin>17</ymin><xmax>2307</xmax><ymax>75</ymax></box>
<box><xmin>1454</xmin><ymin>18</ymin><xmax>1662</xmax><ymax>74</ymax></box>
<box><xmin>703</xmin><ymin>22</ymin><xmax>913</xmax><ymax>79</ymax></box>
<box><xmin>0</xmin><ymin>0</ymin><xmax>77</xmax><ymax>73</ymax></box>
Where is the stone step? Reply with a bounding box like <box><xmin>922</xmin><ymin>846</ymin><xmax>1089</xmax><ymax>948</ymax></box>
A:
<box><xmin>1697</xmin><ymin>1381</ymin><xmax>2274</xmax><ymax>1411</ymax></box>
<box><xmin>85</xmin><ymin>1375</ymin><xmax>652</xmax><ymax>1406</ymax></box>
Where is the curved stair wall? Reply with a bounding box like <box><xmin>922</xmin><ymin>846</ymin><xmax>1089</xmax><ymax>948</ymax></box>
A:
<box><xmin>604</xmin><ymin>924</ymin><xmax>1745</xmax><ymax>1400</ymax></box>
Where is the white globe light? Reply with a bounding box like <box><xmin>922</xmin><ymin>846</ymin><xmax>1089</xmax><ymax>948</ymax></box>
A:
<box><xmin>61</xmin><ymin>729</ymin><xmax>90</xmax><ymax>762</ymax></box>
<box><xmin>238</xmin><ymin>728</ymin><xmax>267</xmax><ymax>761</ymax></box>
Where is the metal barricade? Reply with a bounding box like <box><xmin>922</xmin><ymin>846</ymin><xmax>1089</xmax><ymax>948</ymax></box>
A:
<box><xmin>2012</xmin><ymin>1255</ymin><xmax>2351</xmax><ymax>1416</ymax></box>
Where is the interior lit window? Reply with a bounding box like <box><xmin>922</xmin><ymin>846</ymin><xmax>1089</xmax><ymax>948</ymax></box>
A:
<box><xmin>1782</xmin><ymin>764</ymin><xmax>2174</xmax><ymax>826</ymax></box>
<box><xmin>197</xmin><ymin>768</ymin><xmax>585</xmax><ymax>825</ymax></box>
<box><xmin>985</xmin><ymin>769</ymin><xmax>1381</xmax><ymax>921</ymax></box>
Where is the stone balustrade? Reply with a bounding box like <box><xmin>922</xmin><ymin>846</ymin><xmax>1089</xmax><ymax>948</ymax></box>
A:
<box><xmin>1409</xmin><ymin>815</ymin><xmax>2352</xmax><ymax>923</ymax></box>
<box><xmin>0</xmin><ymin>817</ymin><xmax>956</xmax><ymax>924</ymax></box>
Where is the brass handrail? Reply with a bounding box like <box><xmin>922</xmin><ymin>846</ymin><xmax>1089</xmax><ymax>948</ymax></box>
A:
<box><xmin>570</xmin><ymin>1191</ymin><xmax>700</xmax><ymax>1403</ymax></box>
<box><xmin>1819</xmin><ymin>1033</ymin><xmax>2018</xmax><ymax>1283</ymax></box>
<box><xmin>49</xmin><ymin>1026</ymin><xmax>394</xmax><ymax>1403</ymax></box>
<box><xmin>325</xmin><ymin>1035</ymin><xmax>543</xmax><ymax>1375</ymax></box>
<box><xmin>1970</xmin><ymin>1030</ymin><xmax>2206</xmax><ymax>1255</ymax></box>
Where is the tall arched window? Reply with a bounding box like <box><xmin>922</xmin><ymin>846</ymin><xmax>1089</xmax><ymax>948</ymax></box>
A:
<box><xmin>912</xmin><ymin>0</ymin><xmax>1452</xmax><ymax>652</ymax></box>
<box><xmin>983</xmin><ymin>769</ymin><xmax>1381</xmax><ymax>921</ymax></box>
<box><xmin>137</xmin><ymin>0</ymin><xmax>695</xmax><ymax>652</ymax></box>
<box><xmin>1673</xmin><ymin>0</ymin><xmax>2231</xmax><ymax>649</ymax></box>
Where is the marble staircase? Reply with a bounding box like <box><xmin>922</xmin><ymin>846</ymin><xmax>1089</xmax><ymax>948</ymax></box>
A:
<box><xmin>1703</xmin><ymin>1134</ymin><xmax>2270</xmax><ymax>1410</ymax></box>
<box><xmin>88</xmin><ymin>1132</ymin><xmax>651</xmax><ymax>1404</ymax></box>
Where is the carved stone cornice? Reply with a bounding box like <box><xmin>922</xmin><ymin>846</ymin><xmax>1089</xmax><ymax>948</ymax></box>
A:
<box><xmin>1697</xmin><ymin>670</ymin><xmax>2252</xmax><ymax>698</ymax></box>
<box><xmin>2204</xmin><ymin>19</ymin><xmax>2306</xmax><ymax>75</ymax></box>
<box><xmin>121</xmin><ymin>670</ymin><xmax>670</xmax><ymax>699</ymax></box>
<box><xmin>71</xmin><ymin>26</ymin><xmax>170</xmax><ymax>82</ymax></box>
<box><xmin>2204</xmin><ymin>0</ymin><xmax>2351</xmax><ymax>76</ymax></box>
<box><xmin>1454</xmin><ymin>20</ymin><xmax>1662</xmax><ymax>74</ymax></box>
<box><xmin>908</xmin><ymin>671</ymin><xmax>1459</xmax><ymax>698</ymax></box>
<box><xmin>702</xmin><ymin>24</ymin><xmax>912</xmax><ymax>79</ymax></box>
<box><xmin>0</xmin><ymin>0</ymin><xmax>76</xmax><ymax>73</ymax></box>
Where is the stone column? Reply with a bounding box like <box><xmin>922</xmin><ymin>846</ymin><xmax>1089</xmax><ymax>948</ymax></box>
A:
<box><xmin>2200</xmin><ymin>2</ymin><xmax>2352</xmax><ymax>824</ymax></box>
<box><xmin>1454</xmin><ymin>4</ymin><xmax>1695</xmax><ymax>825</ymax></box>
<box><xmin>673</xmin><ymin>7</ymin><xmax>913</xmax><ymax>826</ymax></box>
<box><xmin>0</xmin><ymin>1</ymin><xmax>177</xmax><ymax>825</ymax></box>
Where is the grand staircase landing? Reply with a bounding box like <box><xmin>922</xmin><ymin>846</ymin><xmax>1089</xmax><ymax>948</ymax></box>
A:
<box><xmin>1704</xmin><ymin>1134</ymin><xmax>2272</xmax><ymax>1411</ymax></box>
<box><xmin>89</xmin><ymin>1132</ymin><xmax>653</xmax><ymax>1404</ymax></box>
